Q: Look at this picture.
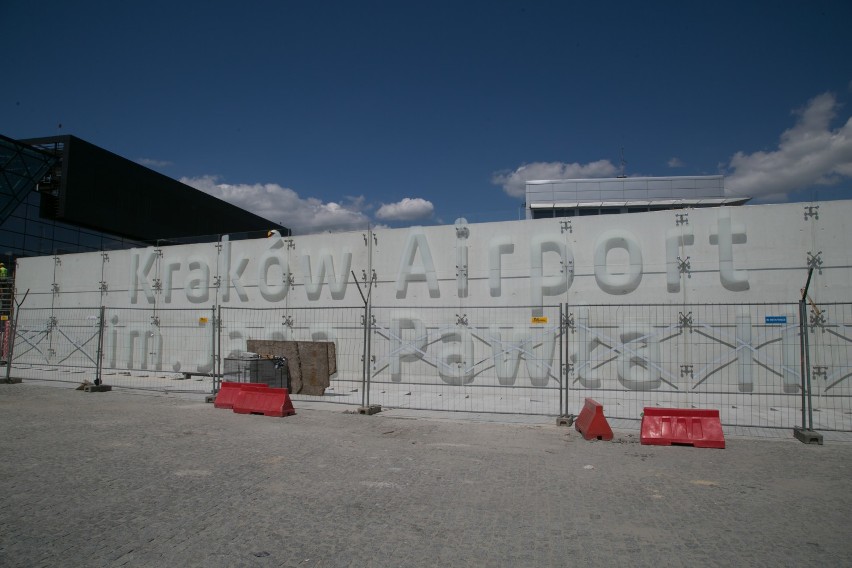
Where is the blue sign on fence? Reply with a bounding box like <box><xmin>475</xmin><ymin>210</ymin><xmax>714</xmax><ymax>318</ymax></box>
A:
<box><xmin>765</xmin><ymin>316</ymin><xmax>787</xmax><ymax>324</ymax></box>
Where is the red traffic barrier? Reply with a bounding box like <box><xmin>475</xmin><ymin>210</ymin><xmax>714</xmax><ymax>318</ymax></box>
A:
<box><xmin>574</xmin><ymin>398</ymin><xmax>613</xmax><ymax>441</ymax></box>
<box><xmin>640</xmin><ymin>408</ymin><xmax>725</xmax><ymax>449</ymax></box>
<box><xmin>233</xmin><ymin>387</ymin><xmax>296</xmax><ymax>417</ymax></box>
<box><xmin>214</xmin><ymin>382</ymin><xmax>269</xmax><ymax>410</ymax></box>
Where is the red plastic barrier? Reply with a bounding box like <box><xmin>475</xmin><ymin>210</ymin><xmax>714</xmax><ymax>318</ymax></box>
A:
<box><xmin>214</xmin><ymin>382</ymin><xmax>269</xmax><ymax>410</ymax></box>
<box><xmin>640</xmin><ymin>408</ymin><xmax>725</xmax><ymax>449</ymax></box>
<box><xmin>574</xmin><ymin>398</ymin><xmax>613</xmax><ymax>441</ymax></box>
<box><xmin>232</xmin><ymin>387</ymin><xmax>296</xmax><ymax>417</ymax></box>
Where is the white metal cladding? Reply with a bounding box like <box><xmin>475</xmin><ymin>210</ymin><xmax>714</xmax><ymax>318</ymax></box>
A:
<box><xmin>13</xmin><ymin>200</ymin><xmax>852</xmax><ymax>310</ymax></box>
<box><xmin>9</xmin><ymin>200</ymin><xmax>852</xmax><ymax>428</ymax></box>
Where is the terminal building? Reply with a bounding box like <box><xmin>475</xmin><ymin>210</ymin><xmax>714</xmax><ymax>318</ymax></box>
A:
<box><xmin>525</xmin><ymin>175</ymin><xmax>750</xmax><ymax>219</ymax></box>
<box><xmin>0</xmin><ymin>133</ymin><xmax>289</xmax><ymax>266</ymax></box>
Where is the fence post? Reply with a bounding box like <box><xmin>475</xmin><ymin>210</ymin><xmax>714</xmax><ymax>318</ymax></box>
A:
<box><xmin>360</xmin><ymin>301</ymin><xmax>368</xmax><ymax>408</ymax></box>
<box><xmin>794</xmin><ymin>268</ymin><xmax>822</xmax><ymax>444</ymax></box>
<box><xmin>95</xmin><ymin>306</ymin><xmax>105</xmax><ymax>385</ymax></box>
<box><xmin>215</xmin><ymin>305</ymin><xmax>222</xmax><ymax>393</ymax></box>
<box><xmin>4</xmin><ymin>315</ymin><xmax>14</xmax><ymax>382</ymax></box>
<box><xmin>559</xmin><ymin>303</ymin><xmax>564</xmax><ymax>417</ymax></box>
<box><xmin>365</xmin><ymin>301</ymin><xmax>373</xmax><ymax>408</ymax></box>
<box><xmin>4</xmin><ymin>289</ymin><xmax>28</xmax><ymax>383</ymax></box>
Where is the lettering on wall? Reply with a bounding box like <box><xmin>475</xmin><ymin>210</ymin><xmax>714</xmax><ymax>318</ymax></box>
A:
<box><xmin>128</xmin><ymin>209</ymin><xmax>753</xmax><ymax>306</ymax></box>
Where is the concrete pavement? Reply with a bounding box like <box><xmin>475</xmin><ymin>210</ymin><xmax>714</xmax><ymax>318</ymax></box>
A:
<box><xmin>1</xmin><ymin>383</ymin><xmax>850</xmax><ymax>567</ymax></box>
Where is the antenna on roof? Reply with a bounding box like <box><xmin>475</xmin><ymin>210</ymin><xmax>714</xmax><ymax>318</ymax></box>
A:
<box><xmin>617</xmin><ymin>147</ymin><xmax>627</xmax><ymax>178</ymax></box>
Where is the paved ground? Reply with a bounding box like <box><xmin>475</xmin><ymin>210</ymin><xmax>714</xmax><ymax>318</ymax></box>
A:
<box><xmin>1</xmin><ymin>383</ymin><xmax>851</xmax><ymax>567</ymax></box>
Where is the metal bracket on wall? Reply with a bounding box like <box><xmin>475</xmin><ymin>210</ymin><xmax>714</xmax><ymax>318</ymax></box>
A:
<box><xmin>560</xmin><ymin>220</ymin><xmax>572</xmax><ymax>234</ymax></box>
<box><xmin>675</xmin><ymin>212</ymin><xmax>689</xmax><ymax>226</ymax></box>
<box><xmin>678</xmin><ymin>311</ymin><xmax>693</xmax><ymax>330</ymax></box>
<box><xmin>680</xmin><ymin>364</ymin><xmax>694</xmax><ymax>379</ymax></box>
<box><xmin>562</xmin><ymin>312</ymin><xmax>575</xmax><ymax>331</ymax></box>
<box><xmin>99</xmin><ymin>281</ymin><xmax>108</xmax><ymax>293</ymax></box>
<box><xmin>455</xmin><ymin>221</ymin><xmax>469</xmax><ymax>239</ymax></box>
<box><xmin>456</xmin><ymin>313</ymin><xmax>469</xmax><ymax>326</ymax></box>
<box><xmin>101</xmin><ymin>252</ymin><xmax>110</xmax><ymax>262</ymax></box>
<box><xmin>285</xmin><ymin>239</ymin><xmax>295</xmax><ymax>250</ymax></box>
<box><xmin>809</xmin><ymin>308</ymin><xmax>826</xmax><ymax>331</ymax></box>
<box><xmin>51</xmin><ymin>283</ymin><xmax>60</xmax><ymax>293</ymax></box>
<box><xmin>282</xmin><ymin>314</ymin><xmax>294</xmax><ymax>328</ymax></box>
<box><xmin>53</xmin><ymin>256</ymin><xmax>61</xmax><ymax>265</ymax></box>
<box><xmin>150</xmin><ymin>315</ymin><xmax>160</xmax><ymax>327</ymax></box>
<box><xmin>361</xmin><ymin>269</ymin><xmax>377</xmax><ymax>286</ymax></box>
<box><xmin>803</xmin><ymin>205</ymin><xmax>819</xmax><ymax>220</ymax></box>
<box><xmin>812</xmin><ymin>365</ymin><xmax>828</xmax><ymax>380</ymax></box>
<box><xmin>807</xmin><ymin>251</ymin><xmax>823</xmax><ymax>274</ymax></box>
<box><xmin>152</xmin><ymin>278</ymin><xmax>162</xmax><ymax>293</ymax></box>
<box><xmin>677</xmin><ymin>256</ymin><xmax>691</xmax><ymax>277</ymax></box>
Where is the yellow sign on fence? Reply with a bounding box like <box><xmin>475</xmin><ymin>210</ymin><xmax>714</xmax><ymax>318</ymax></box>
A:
<box><xmin>198</xmin><ymin>317</ymin><xmax>209</xmax><ymax>324</ymax></box>
<box><xmin>530</xmin><ymin>316</ymin><xmax>548</xmax><ymax>324</ymax></box>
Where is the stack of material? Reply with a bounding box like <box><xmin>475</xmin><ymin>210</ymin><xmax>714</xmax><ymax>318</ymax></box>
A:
<box><xmin>247</xmin><ymin>340</ymin><xmax>337</xmax><ymax>396</ymax></box>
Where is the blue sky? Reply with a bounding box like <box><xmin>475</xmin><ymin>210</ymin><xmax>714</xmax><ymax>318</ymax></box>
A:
<box><xmin>3</xmin><ymin>1</ymin><xmax>851</xmax><ymax>234</ymax></box>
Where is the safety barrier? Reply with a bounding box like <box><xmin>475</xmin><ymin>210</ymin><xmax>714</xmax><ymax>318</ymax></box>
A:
<box><xmin>214</xmin><ymin>381</ymin><xmax>269</xmax><ymax>410</ymax></box>
<box><xmin>232</xmin><ymin>387</ymin><xmax>296</xmax><ymax>417</ymax></box>
<box><xmin>640</xmin><ymin>408</ymin><xmax>725</xmax><ymax>449</ymax></box>
<box><xmin>574</xmin><ymin>398</ymin><xmax>613</xmax><ymax>441</ymax></box>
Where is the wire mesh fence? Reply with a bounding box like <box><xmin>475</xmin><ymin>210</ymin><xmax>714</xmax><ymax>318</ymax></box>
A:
<box><xmin>7</xmin><ymin>307</ymin><xmax>102</xmax><ymax>383</ymax></box>
<box><xmin>804</xmin><ymin>302</ymin><xmax>852</xmax><ymax>431</ymax></box>
<box><xmin>7</xmin><ymin>307</ymin><xmax>216</xmax><ymax>393</ymax></box>
<box><xmin>5</xmin><ymin>301</ymin><xmax>851</xmax><ymax>432</ymax></box>
<box><xmin>218</xmin><ymin>305</ymin><xmax>366</xmax><ymax>405</ymax></box>
<box><xmin>368</xmin><ymin>305</ymin><xmax>564</xmax><ymax>415</ymax></box>
<box><xmin>565</xmin><ymin>303</ymin><xmax>804</xmax><ymax>429</ymax></box>
<box><xmin>98</xmin><ymin>307</ymin><xmax>216</xmax><ymax>393</ymax></box>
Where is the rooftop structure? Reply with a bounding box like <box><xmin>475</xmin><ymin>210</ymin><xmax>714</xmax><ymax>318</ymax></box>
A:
<box><xmin>525</xmin><ymin>175</ymin><xmax>749</xmax><ymax>219</ymax></box>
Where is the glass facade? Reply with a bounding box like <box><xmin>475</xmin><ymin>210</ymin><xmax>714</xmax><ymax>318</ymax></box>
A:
<box><xmin>0</xmin><ymin>189</ymin><xmax>147</xmax><ymax>271</ymax></box>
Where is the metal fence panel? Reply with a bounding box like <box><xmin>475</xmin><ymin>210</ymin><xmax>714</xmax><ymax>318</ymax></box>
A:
<box><xmin>806</xmin><ymin>303</ymin><xmax>852</xmax><ymax>431</ymax></box>
<box><xmin>10</xmin><ymin>307</ymin><xmax>102</xmax><ymax>383</ymax></box>
<box><xmin>98</xmin><ymin>307</ymin><xmax>216</xmax><ymax>393</ymax></box>
<box><xmin>5</xmin><ymin>301</ymin><xmax>851</xmax><ymax>433</ymax></box>
<box><xmin>368</xmin><ymin>305</ymin><xmax>564</xmax><ymax>415</ymax></box>
<box><xmin>564</xmin><ymin>303</ymin><xmax>849</xmax><ymax>430</ymax></box>
<box><xmin>219</xmin><ymin>306</ymin><xmax>365</xmax><ymax>405</ymax></box>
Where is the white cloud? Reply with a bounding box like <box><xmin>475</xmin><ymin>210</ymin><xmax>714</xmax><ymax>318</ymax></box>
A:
<box><xmin>375</xmin><ymin>197</ymin><xmax>434</xmax><ymax>221</ymax></box>
<box><xmin>726</xmin><ymin>92</ymin><xmax>852</xmax><ymax>200</ymax></box>
<box><xmin>491</xmin><ymin>160</ymin><xmax>618</xmax><ymax>198</ymax></box>
<box><xmin>667</xmin><ymin>157</ymin><xmax>685</xmax><ymax>168</ymax></box>
<box><xmin>180</xmin><ymin>175</ymin><xmax>371</xmax><ymax>235</ymax></box>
